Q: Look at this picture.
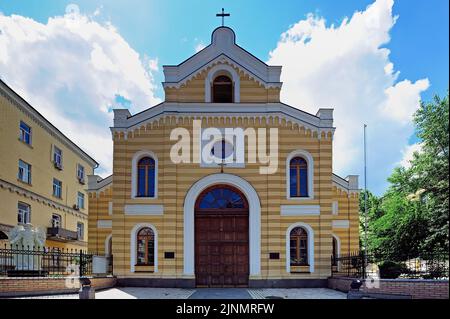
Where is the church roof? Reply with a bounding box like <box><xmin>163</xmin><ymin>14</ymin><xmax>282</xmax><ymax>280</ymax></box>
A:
<box><xmin>162</xmin><ymin>27</ymin><xmax>283</xmax><ymax>89</ymax></box>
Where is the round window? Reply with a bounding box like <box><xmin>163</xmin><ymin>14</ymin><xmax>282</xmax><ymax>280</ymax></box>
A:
<box><xmin>211</xmin><ymin>139</ymin><xmax>234</xmax><ymax>160</ymax></box>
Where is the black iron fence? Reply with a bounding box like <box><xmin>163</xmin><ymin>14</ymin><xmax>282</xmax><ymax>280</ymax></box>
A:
<box><xmin>331</xmin><ymin>251</ymin><xmax>449</xmax><ymax>280</ymax></box>
<box><xmin>0</xmin><ymin>244</ymin><xmax>113</xmax><ymax>277</ymax></box>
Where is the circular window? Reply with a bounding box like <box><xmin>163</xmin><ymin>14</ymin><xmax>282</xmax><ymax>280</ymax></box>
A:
<box><xmin>211</xmin><ymin>139</ymin><xmax>234</xmax><ymax>160</ymax></box>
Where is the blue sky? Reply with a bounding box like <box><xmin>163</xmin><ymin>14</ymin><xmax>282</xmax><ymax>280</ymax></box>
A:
<box><xmin>0</xmin><ymin>0</ymin><xmax>448</xmax><ymax>195</ymax></box>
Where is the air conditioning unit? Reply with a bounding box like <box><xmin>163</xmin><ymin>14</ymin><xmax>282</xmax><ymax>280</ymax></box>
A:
<box><xmin>78</xmin><ymin>177</ymin><xmax>85</xmax><ymax>185</ymax></box>
<box><xmin>73</xmin><ymin>204</ymin><xmax>79</xmax><ymax>211</ymax></box>
<box><xmin>54</xmin><ymin>162</ymin><xmax>63</xmax><ymax>170</ymax></box>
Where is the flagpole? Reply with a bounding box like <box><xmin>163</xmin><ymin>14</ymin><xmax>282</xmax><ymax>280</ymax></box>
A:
<box><xmin>364</xmin><ymin>124</ymin><xmax>368</xmax><ymax>255</ymax></box>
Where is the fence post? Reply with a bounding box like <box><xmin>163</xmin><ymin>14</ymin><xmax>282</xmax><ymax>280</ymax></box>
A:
<box><xmin>362</xmin><ymin>251</ymin><xmax>366</xmax><ymax>279</ymax></box>
<box><xmin>79</xmin><ymin>249</ymin><xmax>83</xmax><ymax>277</ymax></box>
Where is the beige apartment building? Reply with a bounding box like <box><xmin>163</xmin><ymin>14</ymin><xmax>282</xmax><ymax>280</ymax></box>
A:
<box><xmin>0</xmin><ymin>79</ymin><xmax>98</xmax><ymax>250</ymax></box>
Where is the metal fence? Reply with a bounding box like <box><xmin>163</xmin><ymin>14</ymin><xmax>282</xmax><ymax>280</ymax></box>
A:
<box><xmin>331</xmin><ymin>251</ymin><xmax>449</xmax><ymax>280</ymax></box>
<box><xmin>0</xmin><ymin>244</ymin><xmax>113</xmax><ymax>277</ymax></box>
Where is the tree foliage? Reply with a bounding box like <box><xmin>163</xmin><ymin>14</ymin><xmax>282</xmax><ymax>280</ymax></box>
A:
<box><xmin>360</xmin><ymin>92</ymin><xmax>449</xmax><ymax>257</ymax></box>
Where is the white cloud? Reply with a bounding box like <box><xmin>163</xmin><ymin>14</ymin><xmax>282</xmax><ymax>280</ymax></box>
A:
<box><xmin>267</xmin><ymin>0</ymin><xmax>429</xmax><ymax>194</ymax></box>
<box><xmin>399</xmin><ymin>143</ymin><xmax>422</xmax><ymax>169</ymax></box>
<box><xmin>147</xmin><ymin>57</ymin><xmax>159</xmax><ymax>72</ymax></box>
<box><xmin>0</xmin><ymin>12</ymin><xmax>161</xmax><ymax>175</ymax></box>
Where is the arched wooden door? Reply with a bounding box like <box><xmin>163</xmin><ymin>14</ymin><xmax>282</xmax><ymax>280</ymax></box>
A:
<box><xmin>195</xmin><ymin>185</ymin><xmax>249</xmax><ymax>287</ymax></box>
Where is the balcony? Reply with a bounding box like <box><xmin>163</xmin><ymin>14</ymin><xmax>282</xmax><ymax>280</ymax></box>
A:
<box><xmin>47</xmin><ymin>227</ymin><xmax>79</xmax><ymax>242</ymax></box>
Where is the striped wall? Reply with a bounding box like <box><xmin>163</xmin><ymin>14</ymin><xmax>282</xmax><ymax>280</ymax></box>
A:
<box><xmin>164</xmin><ymin>64</ymin><xmax>280</xmax><ymax>103</ymax></box>
<box><xmin>88</xmin><ymin>116</ymin><xmax>360</xmax><ymax>281</ymax></box>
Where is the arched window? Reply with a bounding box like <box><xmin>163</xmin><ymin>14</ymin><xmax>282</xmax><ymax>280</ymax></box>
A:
<box><xmin>136</xmin><ymin>227</ymin><xmax>154</xmax><ymax>265</ymax></box>
<box><xmin>290</xmin><ymin>227</ymin><xmax>308</xmax><ymax>266</ymax></box>
<box><xmin>212</xmin><ymin>75</ymin><xmax>233</xmax><ymax>103</ymax></box>
<box><xmin>197</xmin><ymin>186</ymin><xmax>248</xmax><ymax>210</ymax></box>
<box><xmin>289</xmin><ymin>157</ymin><xmax>308</xmax><ymax>197</ymax></box>
<box><xmin>137</xmin><ymin>157</ymin><xmax>155</xmax><ymax>197</ymax></box>
<box><xmin>332</xmin><ymin>236</ymin><xmax>338</xmax><ymax>266</ymax></box>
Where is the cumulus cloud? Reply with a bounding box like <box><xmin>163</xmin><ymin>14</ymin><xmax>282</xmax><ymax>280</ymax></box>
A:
<box><xmin>398</xmin><ymin>143</ymin><xmax>422</xmax><ymax>169</ymax></box>
<box><xmin>0</xmin><ymin>11</ymin><xmax>161</xmax><ymax>175</ymax></box>
<box><xmin>267</xmin><ymin>0</ymin><xmax>429</xmax><ymax>194</ymax></box>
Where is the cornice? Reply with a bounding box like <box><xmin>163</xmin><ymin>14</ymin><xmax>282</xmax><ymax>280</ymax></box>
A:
<box><xmin>163</xmin><ymin>27</ymin><xmax>282</xmax><ymax>89</ymax></box>
<box><xmin>111</xmin><ymin>102</ymin><xmax>335</xmax><ymax>140</ymax></box>
<box><xmin>163</xmin><ymin>55</ymin><xmax>282</xmax><ymax>89</ymax></box>
<box><xmin>0</xmin><ymin>178</ymin><xmax>88</xmax><ymax>220</ymax></box>
<box><xmin>0</xmin><ymin>80</ymin><xmax>98</xmax><ymax>168</ymax></box>
<box><xmin>87</xmin><ymin>174</ymin><xmax>113</xmax><ymax>193</ymax></box>
<box><xmin>332</xmin><ymin>174</ymin><xmax>360</xmax><ymax>194</ymax></box>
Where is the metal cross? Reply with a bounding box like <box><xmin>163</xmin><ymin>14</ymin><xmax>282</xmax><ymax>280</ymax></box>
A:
<box><xmin>216</xmin><ymin>8</ymin><xmax>230</xmax><ymax>26</ymax></box>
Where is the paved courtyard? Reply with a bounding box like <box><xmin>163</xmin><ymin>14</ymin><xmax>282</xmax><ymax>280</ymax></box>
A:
<box><xmin>13</xmin><ymin>287</ymin><xmax>346</xmax><ymax>299</ymax></box>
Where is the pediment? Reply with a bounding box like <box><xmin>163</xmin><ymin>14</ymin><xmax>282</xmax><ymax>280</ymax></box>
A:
<box><xmin>163</xmin><ymin>27</ymin><xmax>282</xmax><ymax>89</ymax></box>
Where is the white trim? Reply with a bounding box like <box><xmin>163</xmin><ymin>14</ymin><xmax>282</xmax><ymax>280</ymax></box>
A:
<box><xmin>130</xmin><ymin>223</ymin><xmax>158</xmax><ymax>273</ymax></box>
<box><xmin>124</xmin><ymin>204</ymin><xmax>163</xmax><ymax>216</ymax></box>
<box><xmin>286</xmin><ymin>149</ymin><xmax>314</xmax><ymax>200</ymax></box>
<box><xmin>280</xmin><ymin>205</ymin><xmax>320</xmax><ymax>216</ymax></box>
<box><xmin>105</xmin><ymin>233</ymin><xmax>112</xmax><ymax>256</ymax></box>
<box><xmin>87</xmin><ymin>175</ymin><xmax>112</xmax><ymax>192</ymax></box>
<box><xmin>162</xmin><ymin>27</ymin><xmax>282</xmax><ymax>89</ymax></box>
<box><xmin>108</xmin><ymin>202</ymin><xmax>113</xmax><ymax>216</ymax></box>
<box><xmin>131</xmin><ymin>150</ymin><xmax>158</xmax><ymax>199</ymax></box>
<box><xmin>205</xmin><ymin>63</ymin><xmax>240</xmax><ymax>103</ymax></box>
<box><xmin>286</xmin><ymin>222</ymin><xmax>315</xmax><ymax>273</ymax></box>
<box><xmin>332</xmin><ymin>233</ymin><xmax>341</xmax><ymax>271</ymax></box>
<box><xmin>332</xmin><ymin>233</ymin><xmax>341</xmax><ymax>258</ymax></box>
<box><xmin>97</xmin><ymin>220</ymin><xmax>112</xmax><ymax>229</ymax></box>
<box><xmin>332</xmin><ymin>220</ymin><xmax>350</xmax><ymax>229</ymax></box>
<box><xmin>332</xmin><ymin>201</ymin><xmax>339</xmax><ymax>215</ymax></box>
<box><xmin>183</xmin><ymin>173</ymin><xmax>261</xmax><ymax>276</ymax></box>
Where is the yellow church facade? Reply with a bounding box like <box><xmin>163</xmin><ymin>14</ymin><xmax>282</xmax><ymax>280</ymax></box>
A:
<box><xmin>88</xmin><ymin>27</ymin><xmax>359</xmax><ymax>288</ymax></box>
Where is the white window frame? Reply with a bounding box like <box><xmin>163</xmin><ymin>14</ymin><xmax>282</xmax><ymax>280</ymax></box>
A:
<box><xmin>53</xmin><ymin>178</ymin><xmax>62</xmax><ymax>198</ymax></box>
<box><xmin>53</xmin><ymin>146</ymin><xmax>63</xmax><ymax>167</ymax></box>
<box><xmin>131</xmin><ymin>150</ymin><xmax>158</xmax><ymax>199</ymax></box>
<box><xmin>77</xmin><ymin>164</ymin><xmax>85</xmax><ymax>181</ymax></box>
<box><xmin>18</xmin><ymin>202</ymin><xmax>31</xmax><ymax>224</ymax></box>
<box><xmin>19</xmin><ymin>121</ymin><xmax>32</xmax><ymax>145</ymax></box>
<box><xmin>18</xmin><ymin>160</ymin><xmax>31</xmax><ymax>184</ymax></box>
<box><xmin>205</xmin><ymin>64</ymin><xmax>240</xmax><ymax>103</ymax></box>
<box><xmin>77</xmin><ymin>222</ymin><xmax>84</xmax><ymax>240</ymax></box>
<box><xmin>130</xmin><ymin>223</ymin><xmax>158</xmax><ymax>272</ymax></box>
<box><xmin>77</xmin><ymin>192</ymin><xmax>85</xmax><ymax>209</ymax></box>
<box><xmin>286</xmin><ymin>149</ymin><xmax>314</xmax><ymax>200</ymax></box>
<box><xmin>286</xmin><ymin>222</ymin><xmax>315</xmax><ymax>273</ymax></box>
<box><xmin>51</xmin><ymin>213</ymin><xmax>62</xmax><ymax>228</ymax></box>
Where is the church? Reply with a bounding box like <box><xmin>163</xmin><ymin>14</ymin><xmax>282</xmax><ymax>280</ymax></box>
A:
<box><xmin>87</xmin><ymin>25</ymin><xmax>360</xmax><ymax>288</ymax></box>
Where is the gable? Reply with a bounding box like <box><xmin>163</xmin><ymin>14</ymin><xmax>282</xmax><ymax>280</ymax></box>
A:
<box><xmin>162</xmin><ymin>27</ymin><xmax>282</xmax><ymax>91</ymax></box>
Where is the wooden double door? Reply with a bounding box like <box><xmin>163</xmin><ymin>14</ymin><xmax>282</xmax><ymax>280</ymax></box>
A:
<box><xmin>194</xmin><ymin>186</ymin><xmax>249</xmax><ymax>287</ymax></box>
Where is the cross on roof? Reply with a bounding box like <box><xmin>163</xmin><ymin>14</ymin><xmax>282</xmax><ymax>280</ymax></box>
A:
<box><xmin>216</xmin><ymin>8</ymin><xmax>230</xmax><ymax>27</ymax></box>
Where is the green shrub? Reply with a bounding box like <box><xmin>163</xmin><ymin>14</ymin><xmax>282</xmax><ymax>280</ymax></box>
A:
<box><xmin>378</xmin><ymin>261</ymin><xmax>407</xmax><ymax>279</ymax></box>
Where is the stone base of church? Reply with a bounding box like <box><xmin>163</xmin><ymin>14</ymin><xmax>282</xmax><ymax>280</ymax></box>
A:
<box><xmin>115</xmin><ymin>278</ymin><xmax>328</xmax><ymax>289</ymax></box>
<box><xmin>116</xmin><ymin>278</ymin><xmax>196</xmax><ymax>288</ymax></box>
<box><xmin>248</xmin><ymin>279</ymin><xmax>328</xmax><ymax>288</ymax></box>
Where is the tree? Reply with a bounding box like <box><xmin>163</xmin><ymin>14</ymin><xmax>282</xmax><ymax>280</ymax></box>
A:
<box><xmin>411</xmin><ymin>92</ymin><xmax>449</xmax><ymax>252</ymax></box>
<box><xmin>360</xmin><ymin>92</ymin><xmax>449</xmax><ymax>256</ymax></box>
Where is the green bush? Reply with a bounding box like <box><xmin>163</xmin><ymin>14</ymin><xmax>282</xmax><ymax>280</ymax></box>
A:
<box><xmin>378</xmin><ymin>261</ymin><xmax>407</xmax><ymax>279</ymax></box>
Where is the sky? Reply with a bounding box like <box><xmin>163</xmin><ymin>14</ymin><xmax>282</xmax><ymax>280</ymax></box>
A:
<box><xmin>0</xmin><ymin>0</ymin><xmax>448</xmax><ymax>195</ymax></box>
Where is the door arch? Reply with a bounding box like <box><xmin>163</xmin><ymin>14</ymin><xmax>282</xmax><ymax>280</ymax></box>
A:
<box><xmin>195</xmin><ymin>185</ymin><xmax>249</xmax><ymax>287</ymax></box>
